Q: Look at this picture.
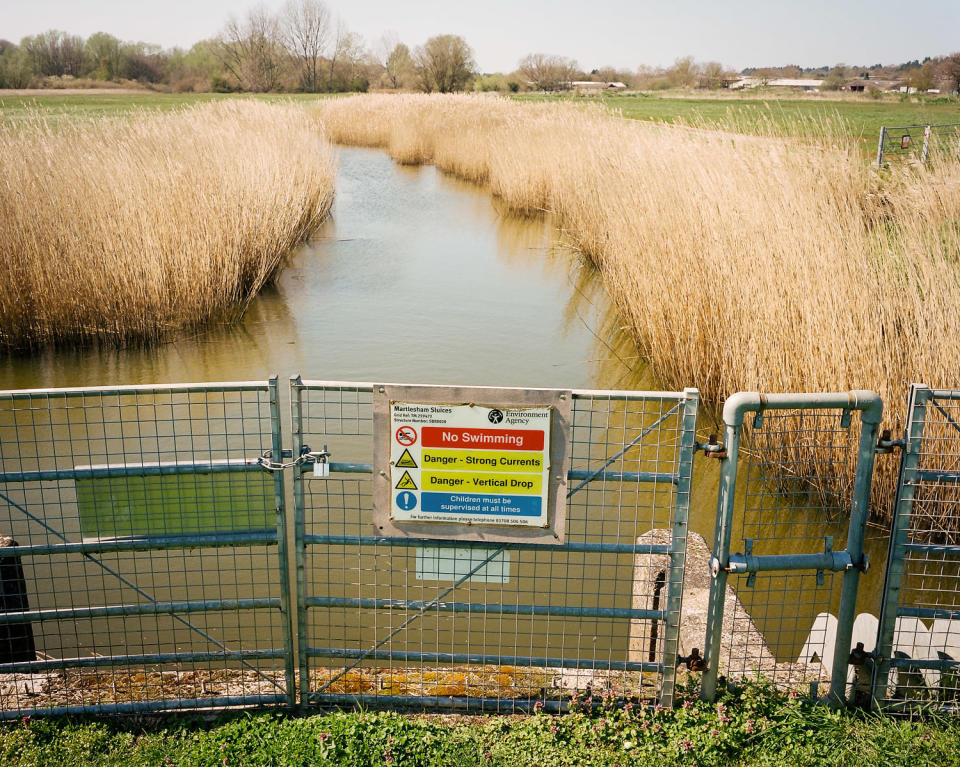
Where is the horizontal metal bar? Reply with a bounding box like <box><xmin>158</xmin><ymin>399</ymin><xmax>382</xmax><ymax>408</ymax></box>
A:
<box><xmin>897</xmin><ymin>605</ymin><xmax>960</xmax><ymax>621</ymax></box>
<box><xmin>304</xmin><ymin>534</ymin><xmax>668</xmax><ymax>556</ymax></box>
<box><xmin>929</xmin><ymin>388</ymin><xmax>960</xmax><ymax>400</ymax></box>
<box><xmin>902</xmin><ymin>543</ymin><xmax>960</xmax><ymax>557</ymax></box>
<box><xmin>307</xmin><ymin>646</ymin><xmax>662</xmax><ymax>674</ymax></box>
<box><xmin>572</xmin><ymin>388</ymin><xmax>688</xmax><ymax>401</ymax></box>
<box><xmin>0</xmin><ymin>460</ymin><xmax>266</xmax><ymax>484</ymax></box>
<box><xmin>0</xmin><ymin>694</ymin><xmax>287</xmax><ymax>719</ymax></box>
<box><xmin>6</xmin><ymin>531</ymin><xmax>278</xmax><ymax>557</ymax></box>
<box><xmin>307</xmin><ymin>693</ymin><xmax>571</xmax><ymax>713</ymax></box>
<box><xmin>911</xmin><ymin>471</ymin><xmax>960</xmax><ymax>485</ymax></box>
<box><xmin>0</xmin><ymin>649</ymin><xmax>288</xmax><ymax>674</ymax></box>
<box><xmin>726</xmin><ymin>551</ymin><xmax>854</xmax><ymax>574</ymax></box>
<box><xmin>0</xmin><ymin>381</ymin><xmax>270</xmax><ymax>399</ymax></box>
<box><xmin>293</xmin><ymin>379</ymin><xmax>690</xmax><ymax>404</ymax></box>
<box><xmin>0</xmin><ymin>381</ymin><xmax>269</xmax><ymax>400</ymax></box>
<box><xmin>567</xmin><ymin>469</ymin><xmax>678</xmax><ymax>484</ymax></box>
<box><xmin>306</xmin><ymin>596</ymin><xmax>663</xmax><ymax>621</ymax></box>
<box><xmin>888</xmin><ymin>656</ymin><xmax>959</xmax><ymax>670</ymax></box>
<box><xmin>0</xmin><ymin>597</ymin><xmax>281</xmax><ymax>624</ymax></box>
<box><xmin>723</xmin><ymin>390</ymin><xmax>882</xmax><ymax>427</ymax></box>
<box><xmin>302</xmin><ymin>462</ymin><xmax>676</xmax><ymax>485</ymax></box>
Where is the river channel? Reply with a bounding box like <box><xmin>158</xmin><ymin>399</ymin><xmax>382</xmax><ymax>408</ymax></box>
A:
<box><xmin>1</xmin><ymin>147</ymin><xmax>891</xmax><ymax>669</ymax></box>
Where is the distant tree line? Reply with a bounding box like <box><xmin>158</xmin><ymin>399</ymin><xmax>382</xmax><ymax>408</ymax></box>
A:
<box><xmin>0</xmin><ymin>0</ymin><xmax>476</xmax><ymax>93</ymax></box>
<box><xmin>1</xmin><ymin>4</ymin><xmax>959</xmax><ymax>96</ymax></box>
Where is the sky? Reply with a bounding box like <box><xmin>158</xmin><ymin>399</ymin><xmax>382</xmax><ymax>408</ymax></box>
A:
<box><xmin>3</xmin><ymin>0</ymin><xmax>958</xmax><ymax>73</ymax></box>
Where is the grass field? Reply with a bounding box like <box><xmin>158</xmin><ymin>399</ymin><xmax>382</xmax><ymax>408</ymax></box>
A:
<box><xmin>2</xmin><ymin>685</ymin><xmax>960</xmax><ymax>766</ymax></box>
<box><xmin>513</xmin><ymin>92</ymin><xmax>960</xmax><ymax>148</ymax></box>
<box><xmin>0</xmin><ymin>91</ymin><xmax>333</xmax><ymax>120</ymax></box>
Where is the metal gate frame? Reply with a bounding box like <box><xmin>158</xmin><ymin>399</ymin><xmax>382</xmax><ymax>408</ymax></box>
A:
<box><xmin>290</xmin><ymin>378</ymin><xmax>701</xmax><ymax>711</ymax></box>
<box><xmin>0</xmin><ymin>378</ymin><xmax>295</xmax><ymax>716</ymax></box>
<box><xmin>700</xmin><ymin>391</ymin><xmax>883</xmax><ymax>703</ymax></box>
<box><xmin>873</xmin><ymin>385</ymin><xmax>960</xmax><ymax>710</ymax></box>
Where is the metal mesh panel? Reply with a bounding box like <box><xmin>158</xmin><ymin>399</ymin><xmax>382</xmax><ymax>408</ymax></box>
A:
<box><xmin>293</xmin><ymin>381</ymin><xmax>697</xmax><ymax>712</ymax></box>
<box><xmin>0</xmin><ymin>383</ymin><xmax>290</xmax><ymax>716</ymax></box>
<box><xmin>875</xmin><ymin>387</ymin><xmax>960</xmax><ymax>709</ymax></box>
<box><xmin>725</xmin><ymin>409</ymin><xmax>858</xmax><ymax>692</ymax></box>
<box><xmin>877</xmin><ymin>124</ymin><xmax>960</xmax><ymax>165</ymax></box>
<box><xmin>701</xmin><ymin>392</ymin><xmax>881</xmax><ymax>705</ymax></box>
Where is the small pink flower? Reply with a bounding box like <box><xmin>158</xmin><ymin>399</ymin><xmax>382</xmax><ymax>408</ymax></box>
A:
<box><xmin>534</xmin><ymin>700</ymin><xmax>544</xmax><ymax>711</ymax></box>
<box><xmin>551</xmin><ymin>726</ymin><xmax>558</xmax><ymax>735</ymax></box>
<box><xmin>710</xmin><ymin>729</ymin><xmax>720</xmax><ymax>737</ymax></box>
<box><xmin>319</xmin><ymin>732</ymin><xmax>330</xmax><ymax>742</ymax></box>
<box><xmin>745</xmin><ymin>720</ymin><xmax>755</xmax><ymax>735</ymax></box>
<box><xmin>682</xmin><ymin>700</ymin><xmax>693</xmax><ymax>709</ymax></box>
<box><xmin>680</xmin><ymin>740</ymin><xmax>693</xmax><ymax>752</ymax></box>
<box><xmin>655</xmin><ymin>704</ymin><xmax>664</xmax><ymax>713</ymax></box>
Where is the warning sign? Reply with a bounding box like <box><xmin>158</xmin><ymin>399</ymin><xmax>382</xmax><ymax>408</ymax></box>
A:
<box><xmin>387</xmin><ymin>401</ymin><xmax>552</xmax><ymax>527</ymax></box>
<box><xmin>395</xmin><ymin>448</ymin><xmax>418</xmax><ymax>469</ymax></box>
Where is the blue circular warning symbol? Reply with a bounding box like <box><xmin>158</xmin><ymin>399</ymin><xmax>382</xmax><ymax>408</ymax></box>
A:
<box><xmin>396</xmin><ymin>491</ymin><xmax>418</xmax><ymax>511</ymax></box>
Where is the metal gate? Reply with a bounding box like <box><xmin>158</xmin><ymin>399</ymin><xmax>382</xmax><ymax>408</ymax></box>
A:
<box><xmin>291</xmin><ymin>378</ymin><xmax>700</xmax><ymax>711</ymax></box>
<box><xmin>877</xmin><ymin>123</ymin><xmax>960</xmax><ymax>165</ymax></box>
<box><xmin>873</xmin><ymin>385</ymin><xmax>960</xmax><ymax>710</ymax></box>
<box><xmin>700</xmin><ymin>391</ymin><xmax>882</xmax><ymax>703</ymax></box>
<box><xmin>0</xmin><ymin>379</ymin><xmax>294</xmax><ymax>716</ymax></box>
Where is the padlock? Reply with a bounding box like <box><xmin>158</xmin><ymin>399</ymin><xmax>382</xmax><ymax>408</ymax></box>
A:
<box><xmin>313</xmin><ymin>460</ymin><xmax>330</xmax><ymax>478</ymax></box>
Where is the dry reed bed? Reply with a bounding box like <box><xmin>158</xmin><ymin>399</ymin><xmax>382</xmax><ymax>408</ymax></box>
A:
<box><xmin>313</xmin><ymin>94</ymin><xmax>960</xmax><ymax>524</ymax></box>
<box><xmin>0</xmin><ymin>101</ymin><xmax>335</xmax><ymax>349</ymax></box>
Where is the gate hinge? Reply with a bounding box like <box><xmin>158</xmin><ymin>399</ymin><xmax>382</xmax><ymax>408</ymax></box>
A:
<box><xmin>696</xmin><ymin>434</ymin><xmax>727</xmax><ymax>459</ymax></box>
<box><xmin>876</xmin><ymin>430</ymin><xmax>905</xmax><ymax>454</ymax></box>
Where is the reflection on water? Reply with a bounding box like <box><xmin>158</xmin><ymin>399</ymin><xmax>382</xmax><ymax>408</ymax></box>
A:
<box><xmin>0</xmin><ymin>147</ymin><xmax>892</xmax><ymax>668</ymax></box>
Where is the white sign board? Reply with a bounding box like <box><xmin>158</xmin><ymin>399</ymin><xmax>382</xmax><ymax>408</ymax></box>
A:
<box><xmin>372</xmin><ymin>384</ymin><xmax>570</xmax><ymax>545</ymax></box>
<box><xmin>389</xmin><ymin>402</ymin><xmax>551</xmax><ymax>527</ymax></box>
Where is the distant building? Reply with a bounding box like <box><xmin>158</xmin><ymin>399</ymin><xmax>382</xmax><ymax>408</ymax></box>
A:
<box><xmin>729</xmin><ymin>78</ymin><xmax>823</xmax><ymax>90</ymax></box>
<box><xmin>569</xmin><ymin>81</ymin><xmax>627</xmax><ymax>93</ymax></box>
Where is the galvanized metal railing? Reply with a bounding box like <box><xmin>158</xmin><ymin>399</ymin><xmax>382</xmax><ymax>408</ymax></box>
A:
<box><xmin>291</xmin><ymin>378</ymin><xmax>700</xmax><ymax>712</ymax></box>
<box><xmin>877</xmin><ymin>123</ymin><xmax>960</xmax><ymax>165</ymax></box>
<box><xmin>4</xmin><ymin>376</ymin><xmax>960</xmax><ymax>717</ymax></box>
<box><xmin>873</xmin><ymin>385</ymin><xmax>960</xmax><ymax>711</ymax></box>
<box><xmin>700</xmin><ymin>391</ymin><xmax>882</xmax><ymax>704</ymax></box>
<box><xmin>0</xmin><ymin>379</ymin><xmax>293</xmax><ymax>717</ymax></box>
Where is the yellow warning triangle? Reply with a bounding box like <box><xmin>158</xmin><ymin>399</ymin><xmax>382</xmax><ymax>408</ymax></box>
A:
<box><xmin>395</xmin><ymin>471</ymin><xmax>418</xmax><ymax>490</ymax></box>
<box><xmin>395</xmin><ymin>448</ymin><xmax>418</xmax><ymax>469</ymax></box>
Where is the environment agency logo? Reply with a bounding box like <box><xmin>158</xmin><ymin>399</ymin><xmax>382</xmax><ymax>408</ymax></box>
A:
<box><xmin>488</xmin><ymin>408</ymin><xmax>504</xmax><ymax>424</ymax></box>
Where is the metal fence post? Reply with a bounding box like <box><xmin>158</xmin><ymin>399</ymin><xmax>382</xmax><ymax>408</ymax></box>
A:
<box><xmin>877</xmin><ymin>126</ymin><xmax>886</xmax><ymax>166</ymax></box>
<box><xmin>290</xmin><ymin>376</ymin><xmax>310</xmax><ymax>708</ymax></box>
<box><xmin>921</xmin><ymin>125</ymin><xmax>932</xmax><ymax>164</ymax></box>
<box><xmin>828</xmin><ymin>395</ymin><xmax>882</xmax><ymax>704</ymax></box>
<box><xmin>270</xmin><ymin>376</ymin><xmax>297</xmax><ymax>708</ymax></box>
<box><xmin>659</xmin><ymin>388</ymin><xmax>699</xmax><ymax>707</ymax></box>
<box><xmin>872</xmin><ymin>384</ymin><xmax>929</xmax><ymax>706</ymax></box>
<box><xmin>700</xmin><ymin>395</ymin><xmax>747</xmax><ymax>701</ymax></box>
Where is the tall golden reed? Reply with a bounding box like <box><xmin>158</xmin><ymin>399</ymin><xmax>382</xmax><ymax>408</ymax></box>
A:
<box><xmin>312</xmin><ymin>94</ymin><xmax>960</xmax><ymax>523</ymax></box>
<box><xmin>0</xmin><ymin>101</ymin><xmax>335</xmax><ymax>349</ymax></box>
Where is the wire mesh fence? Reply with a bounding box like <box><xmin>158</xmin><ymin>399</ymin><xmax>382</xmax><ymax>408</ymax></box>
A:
<box><xmin>0</xmin><ymin>380</ymin><xmax>292</xmax><ymax>717</ymax></box>
<box><xmin>291</xmin><ymin>379</ymin><xmax>699</xmax><ymax>712</ymax></box>
<box><xmin>701</xmin><ymin>392</ymin><xmax>881</xmax><ymax>703</ymax></box>
<box><xmin>4</xmin><ymin>376</ymin><xmax>960</xmax><ymax>717</ymax></box>
<box><xmin>877</xmin><ymin>123</ymin><xmax>960</xmax><ymax>165</ymax></box>
<box><xmin>874</xmin><ymin>386</ymin><xmax>960</xmax><ymax>710</ymax></box>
